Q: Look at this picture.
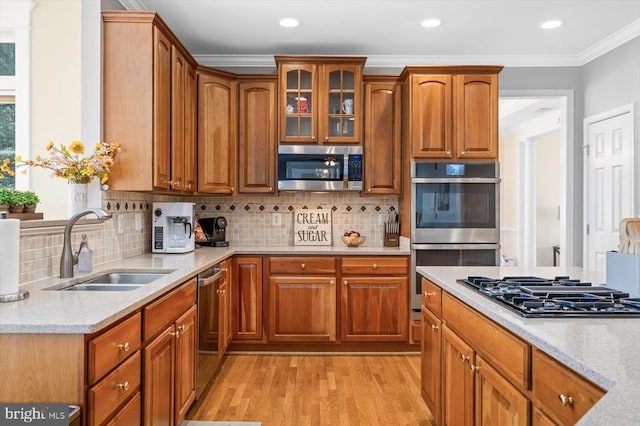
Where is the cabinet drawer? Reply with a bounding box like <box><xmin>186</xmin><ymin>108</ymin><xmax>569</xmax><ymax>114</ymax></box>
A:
<box><xmin>88</xmin><ymin>312</ymin><xmax>142</xmax><ymax>385</ymax></box>
<box><xmin>106</xmin><ymin>391</ymin><xmax>141</xmax><ymax>426</ymax></box>
<box><xmin>144</xmin><ymin>278</ymin><xmax>196</xmax><ymax>340</ymax></box>
<box><xmin>270</xmin><ymin>256</ymin><xmax>336</xmax><ymax>274</ymax></box>
<box><xmin>421</xmin><ymin>278</ymin><xmax>442</xmax><ymax>317</ymax></box>
<box><xmin>442</xmin><ymin>293</ymin><xmax>530</xmax><ymax>390</ymax></box>
<box><xmin>341</xmin><ymin>256</ymin><xmax>408</xmax><ymax>275</ymax></box>
<box><xmin>88</xmin><ymin>351</ymin><xmax>141</xmax><ymax>426</ymax></box>
<box><xmin>532</xmin><ymin>349</ymin><xmax>605</xmax><ymax>425</ymax></box>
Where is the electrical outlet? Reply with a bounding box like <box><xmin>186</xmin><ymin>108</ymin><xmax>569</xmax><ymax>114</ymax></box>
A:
<box><xmin>134</xmin><ymin>213</ymin><xmax>142</xmax><ymax>232</ymax></box>
<box><xmin>117</xmin><ymin>215</ymin><xmax>125</xmax><ymax>234</ymax></box>
<box><xmin>272</xmin><ymin>212</ymin><xmax>281</xmax><ymax>226</ymax></box>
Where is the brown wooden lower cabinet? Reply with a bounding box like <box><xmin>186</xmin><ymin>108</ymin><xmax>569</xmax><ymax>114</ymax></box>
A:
<box><xmin>532</xmin><ymin>348</ymin><xmax>605</xmax><ymax>425</ymax></box>
<box><xmin>420</xmin><ymin>278</ymin><xmax>607</xmax><ymax>426</ymax></box>
<box><xmin>442</xmin><ymin>324</ymin><xmax>474</xmax><ymax>426</ymax></box>
<box><xmin>106</xmin><ymin>391</ymin><xmax>142</xmax><ymax>426</ymax></box>
<box><xmin>421</xmin><ymin>306</ymin><xmax>442</xmax><ymax>424</ymax></box>
<box><xmin>340</xmin><ymin>276</ymin><xmax>407</xmax><ymax>342</ymax></box>
<box><xmin>268</xmin><ymin>275</ymin><xmax>337</xmax><ymax>342</ymax></box>
<box><xmin>475</xmin><ymin>355</ymin><xmax>529</xmax><ymax>425</ymax></box>
<box><xmin>233</xmin><ymin>256</ymin><xmax>263</xmax><ymax>340</ymax></box>
<box><xmin>143</xmin><ymin>279</ymin><xmax>197</xmax><ymax>426</ymax></box>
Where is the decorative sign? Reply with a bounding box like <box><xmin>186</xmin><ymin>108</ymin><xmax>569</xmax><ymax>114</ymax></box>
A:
<box><xmin>294</xmin><ymin>209</ymin><xmax>332</xmax><ymax>246</ymax></box>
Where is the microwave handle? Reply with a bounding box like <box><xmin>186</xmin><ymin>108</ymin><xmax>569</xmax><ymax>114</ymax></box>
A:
<box><xmin>411</xmin><ymin>177</ymin><xmax>501</xmax><ymax>184</ymax></box>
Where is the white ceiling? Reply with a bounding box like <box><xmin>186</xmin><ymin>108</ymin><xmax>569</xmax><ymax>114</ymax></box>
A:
<box><xmin>119</xmin><ymin>0</ymin><xmax>640</xmax><ymax>69</ymax></box>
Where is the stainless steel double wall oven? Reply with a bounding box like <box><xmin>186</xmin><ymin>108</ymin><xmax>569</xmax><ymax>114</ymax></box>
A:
<box><xmin>411</xmin><ymin>161</ymin><xmax>501</xmax><ymax>317</ymax></box>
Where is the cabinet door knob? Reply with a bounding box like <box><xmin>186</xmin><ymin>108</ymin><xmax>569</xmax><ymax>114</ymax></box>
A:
<box><xmin>170</xmin><ymin>330</ymin><xmax>180</xmax><ymax>337</ymax></box>
<box><xmin>178</xmin><ymin>324</ymin><xmax>187</xmax><ymax>332</ymax></box>
<box><xmin>117</xmin><ymin>342</ymin><xmax>130</xmax><ymax>352</ymax></box>
<box><xmin>470</xmin><ymin>364</ymin><xmax>479</xmax><ymax>373</ymax></box>
<box><xmin>372</xmin><ymin>263</ymin><xmax>378</xmax><ymax>269</ymax></box>
<box><xmin>343</xmin><ymin>280</ymin><xmax>348</xmax><ymax>286</ymax></box>
<box><xmin>445</xmin><ymin>151</ymin><xmax>452</xmax><ymax>157</ymax></box>
<box><xmin>115</xmin><ymin>381</ymin><xmax>129</xmax><ymax>392</ymax></box>
<box><xmin>269</xmin><ymin>187</ymin><xmax>273</xmax><ymax>191</ymax></box>
<box><xmin>460</xmin><ymin>151</ymin><xmax>466</xmax><ymax>156</ymax></box>
<box><xmin>460</xmin><ymin>354</ymin><xmax>470</xmax><ymax>362</ymax></box>
<box><xmin>430</xmin><ymin>324</ymin><xmax>439</xmax><ymax>331</ymax></box>
<box><xmin>558</xmin><ymin>393</ymin><xmax>574</xmax><ymax>407</ymax></box>
<box><xmin>301</xmin><ymin>263</ymin><xmax>306</xmax><ymax>269</ymax></box>
<box><xmin>329</xmin><ymin>280</ymin><xmax>334</xmax><ymax>286</ymax></box>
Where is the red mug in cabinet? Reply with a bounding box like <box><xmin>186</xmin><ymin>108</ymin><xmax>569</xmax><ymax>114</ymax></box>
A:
<box><xmin>297</xmin><ymin>97</ymin><xmax>309</xmax><ymax>114</ymax></box>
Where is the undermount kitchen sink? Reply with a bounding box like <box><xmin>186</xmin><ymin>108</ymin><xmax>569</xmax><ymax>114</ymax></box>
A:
<box><xmin>46</xmin><ymin>270</ymin><xmax>175</xmax><ymax>292</ymax></box>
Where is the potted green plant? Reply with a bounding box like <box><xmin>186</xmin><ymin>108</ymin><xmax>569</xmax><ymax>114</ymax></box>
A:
<box><xmin>7</xmin><ymin>189</ymin><xmax>25</xmax><ymax>213</ymax></box>
<box><xmin>0</xmin><ymin>188</ymin><xmax>11</xmax><ymax>211</ymax></box>
<box><xmin>21</xmin><ymin>191</ymin><xmax>40</xmax><ymax>213</ymax></box>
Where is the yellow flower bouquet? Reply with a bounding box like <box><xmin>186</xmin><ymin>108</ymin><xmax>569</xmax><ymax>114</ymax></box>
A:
<box><xmin>3</xmin><ymin>140</ymin><xmax>121</xmax><ymax>184</ymax></box>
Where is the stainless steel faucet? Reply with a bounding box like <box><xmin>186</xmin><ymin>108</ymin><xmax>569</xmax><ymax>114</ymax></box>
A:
<box><xmin>60</xmin><ymin>208</ymin><xmax>113</xmax><ymax>278</ymax></box>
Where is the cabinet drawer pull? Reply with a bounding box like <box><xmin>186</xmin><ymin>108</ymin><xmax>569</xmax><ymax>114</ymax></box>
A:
<box><xmin>430</xmin><ymin>324</ymin><xmax>439</xmax><ymax>331</ymax></box>
<box><xmin>558</xmin><ymin>393</ymin><xmax>574</xmax><ymax>407</ymax></box>
<box><xmin>117</xmin><ymin>342</ymin><xmax>130</xmax><ymax>352</ymax></box>
<box><xmin>424</xmin><ymin>291</ymin><xmax>436</xmax><ymax>297</ymax></box>
<box><xmin>300</xmin><ymin>263</ymin><xmax>306</xmax><ymax>269</ymax></box>
<box><xmin>372</xmin><ymin>263</ymin><xmax>378</xmax><ymax>270</ymax></box>
<box><xmin>115</xmin><ymin>381</ymin><xmax>129</xmax><ymax>392</ymax></box>
<box><xmin>343</xmin><ymin>280</ymin><xmax>348</xmax><ymax>286</ymax></box>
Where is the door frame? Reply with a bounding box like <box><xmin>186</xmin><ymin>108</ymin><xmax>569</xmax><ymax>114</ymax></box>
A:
<box><xmin>499</xmin><ymin>89</ymin><xmax>575</xmax><ymax>267</ymax></box>
<box><xmin>582</xmin><ymin>103</ymin><xmax>636</xmax><ymax>269</ymax></box>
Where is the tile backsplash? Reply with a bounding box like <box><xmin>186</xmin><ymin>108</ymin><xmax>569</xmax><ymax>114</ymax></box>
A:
<box><xmin>17</xmin><ymin>191</ymin><xmax>398</xmax><ymax>284</ymax></box>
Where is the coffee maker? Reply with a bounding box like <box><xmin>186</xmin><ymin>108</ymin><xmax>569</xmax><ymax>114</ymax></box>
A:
<box><xmin>198</xmin><ymin>216</ymin><xmax>229</xmax><ymax>247</ymax></box>
<box><xmin>152</xmin><ymin>202</ymin><xmax>195</xmax><ymax>253</ymax></box>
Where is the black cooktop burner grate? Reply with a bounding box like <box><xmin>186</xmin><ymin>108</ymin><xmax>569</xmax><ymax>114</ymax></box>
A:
<box><xmin>458</xmin><ymin>275</ymin><xmax>640</xmax><ymax>318</ymax></box>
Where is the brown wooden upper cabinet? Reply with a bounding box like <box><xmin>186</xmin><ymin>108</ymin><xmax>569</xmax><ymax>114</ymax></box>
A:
<box><xmin>102</xmin><ymin>11</ymin><xmax>197</xmax><ymax>193</ymax></box>
<box><xmin>401</xmin><ymin>66</ymin><xmax>503</xmax><ymax>160</ymax></box>
<box><xmin>276</xmin><ymin>56</ymin><xmax>365</xmax><ymax>144</ymax></box>
<box><xmin>197</xmin><ymin>67</ymin><xmax>238</xmax><ymax>195</ymax></box>
<box><xmin>363</xmin><ymin>77</ymin><xmax>402</xmax><ymax>195</ymax></box>
<box><xmin>238</xmin><ymin>76</ymin><xmax>277</xmax><ymax>193</ymax></box>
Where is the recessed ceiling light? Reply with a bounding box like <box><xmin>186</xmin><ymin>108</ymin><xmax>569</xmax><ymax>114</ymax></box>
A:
<box><xmin>540</xmin><ymin>20</ymin><xmax>563</xmax><ymax>30</ymax></box>
<box><xmin>420</xmin><ymin>18</ymin><xmax>442</xmax><ymax>28</ymax></box>
<box><xmin>279</xmin><ymin>17</ymin><xmax>299</xmax><ymax>28</ymax></box>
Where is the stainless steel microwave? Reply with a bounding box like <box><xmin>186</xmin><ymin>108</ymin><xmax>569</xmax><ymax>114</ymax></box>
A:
<box><xmin>277</xmin><ymin>145</ymin><xmax>363</xmax><ymax>191</ymax></box>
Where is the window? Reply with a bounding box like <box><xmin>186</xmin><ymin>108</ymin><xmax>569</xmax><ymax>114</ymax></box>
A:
<box><xmin>0</xmin><ymin>43</ymin><xmax>15</xmax><ymax>75</ymax></box>
<box><xmin>0</xmin><ymin>96</ymin><xmax>15</xmax><ymax>189</ymax></box>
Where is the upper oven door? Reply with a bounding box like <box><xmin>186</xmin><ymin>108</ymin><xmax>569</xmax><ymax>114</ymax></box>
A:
<box><xmin>411</xmin><ymin>162</ymin><xmax>500</xmax><ymax>243</ymax></box>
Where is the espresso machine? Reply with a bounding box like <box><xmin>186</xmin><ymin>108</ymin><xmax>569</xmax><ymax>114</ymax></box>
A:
<box><xmin>198</xmin><ymin>216</ymin><xmax>229</xmax><ymax>247</ymax></box>
<box><xmin>152</xmin><ymin>202</ymin><xmax>195</xmax><ymax>253</ymax></box>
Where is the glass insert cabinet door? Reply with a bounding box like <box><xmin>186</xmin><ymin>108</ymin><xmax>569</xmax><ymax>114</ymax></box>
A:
<box><xmin>321</xmin><ymin>63</ymin><xmax>362</xmax><ymax>144</ymax></box>
<box><xmin>281</xmin><ymin>63</ymin><xmax>317</xmax><ymax>142</ymax></box>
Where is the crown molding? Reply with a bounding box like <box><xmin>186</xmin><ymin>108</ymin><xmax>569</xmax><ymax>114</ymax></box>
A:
<box><xmin>578</xmin><ymin>18</ymin><xmax>640</xmax><ymax>65</ymax></box>
<box><xmin>194</xmin><ymin>53</ymin><xmax>587</xmax><ymax>69</ymax></box>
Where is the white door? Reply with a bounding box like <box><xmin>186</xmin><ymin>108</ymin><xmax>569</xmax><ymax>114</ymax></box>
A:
<box><xmin>584</xmin><ymin>105</ymin><xmax>635</xmax><ymax>272</ymax></box>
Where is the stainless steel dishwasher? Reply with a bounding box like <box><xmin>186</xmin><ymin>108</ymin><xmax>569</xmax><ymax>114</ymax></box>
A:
<box><xmin>196</xmin><ymin>264</ymin><xmax>222</xmax><ymax>399</ymax></box>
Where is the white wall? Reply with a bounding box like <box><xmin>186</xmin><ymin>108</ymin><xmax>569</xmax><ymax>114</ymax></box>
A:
<box><xmin>535</xmin><ymin>130</ymin><xmax>561</xmax><ymax>266</ymax></box>
<box><xmin>30</xmin><ymin>0</ymin><xmax>82</xmax><ymax>219</ymax></box>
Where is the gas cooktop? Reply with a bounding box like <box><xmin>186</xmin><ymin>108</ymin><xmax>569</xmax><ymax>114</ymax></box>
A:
<box><xmin>458</xmin><ymin>276</ymin><xmax>640</xmax><ymax>318</ymax></box>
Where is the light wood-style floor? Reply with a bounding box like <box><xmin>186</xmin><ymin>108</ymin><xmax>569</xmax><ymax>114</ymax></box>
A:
<box><xmin>187</xmin><ymin>353</ymin><xmax>435</xmax><ymax>426</ymax></box>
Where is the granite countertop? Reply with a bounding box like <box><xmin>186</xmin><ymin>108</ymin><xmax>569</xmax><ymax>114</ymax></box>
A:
<box><xmin>0</xmin><ymin>244</ymin><xmax>409</xmax><ymax>334</ymax></box>
<box><xmin>417</xmin><ymin>265</ymin><xmax>640</xmax><ymax>426</ymax></box>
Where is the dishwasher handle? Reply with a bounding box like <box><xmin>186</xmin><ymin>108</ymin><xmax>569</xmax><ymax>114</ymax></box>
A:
<box><xmin>198</xmin><ymin>268</ymin><xmax>222</xmax><ymax>287</ymax></box>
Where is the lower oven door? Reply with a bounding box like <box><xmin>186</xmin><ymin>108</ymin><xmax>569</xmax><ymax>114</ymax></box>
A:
<box><xmin>410</xmin><ymin>244</ymin><xmax>500</xmax><ymax>318</ymax></box>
